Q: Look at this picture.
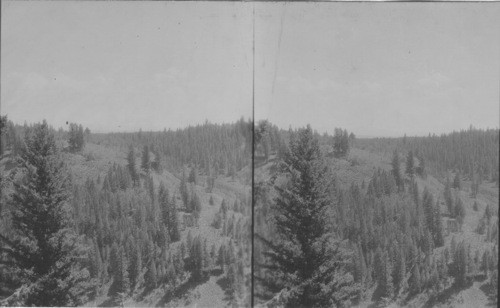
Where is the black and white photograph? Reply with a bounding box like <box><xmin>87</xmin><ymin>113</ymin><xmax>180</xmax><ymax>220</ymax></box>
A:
<box><xmin>0</xmin><ymin>1</ymin><xmax>499</xmax><ymax>308</ymax></box>
<box><xmin>1</xmin><ymin>2</ymin><xmax>252</xmax><ymax>307</ymax></box>
<box><xmin>253</xmin><ymin>3</ymin><xmax>499</xmax><ymax>308</ymax></box>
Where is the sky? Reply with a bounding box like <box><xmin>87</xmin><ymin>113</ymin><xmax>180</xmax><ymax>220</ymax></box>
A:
<box><xmin>2</xmin><ymin>2</ymin><xmax>499</xmax><ymax>137</ymax></box>
<box><xmin>1</xmin><ymin>1</ymin><xmax>253</xmax><ymax>132</ymax></box>
<box><xmin>255</xmin><ymin>2</ymin><xmax>500</xmax><ymax>137</ymax></box>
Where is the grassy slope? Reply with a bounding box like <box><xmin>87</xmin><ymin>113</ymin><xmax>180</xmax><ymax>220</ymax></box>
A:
<box><xmin>339</xmin><ymin>147</ymin><xmax>498</xmax><ymax>308</ymax></box>
<box><xmin>254</xmin><ymin>146</ymin><xmax>498</xmax><ymax>308</ymax></box>
<box><xmin>66</xmin><ymin>142</ymin><xmax>250</xmax><ymax>307</ymax></box>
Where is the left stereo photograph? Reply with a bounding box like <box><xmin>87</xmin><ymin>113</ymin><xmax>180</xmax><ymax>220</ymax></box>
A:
<box><xmin>0</xmin><ymin>1</ymin><xmax>253</xmax><ymax>307</ymax></box>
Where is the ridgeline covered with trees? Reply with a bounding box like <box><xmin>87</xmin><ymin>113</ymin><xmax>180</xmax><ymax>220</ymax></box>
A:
<box><xmin>0</xmin><ymin>116</ymin><xmax>251</xmax><ymax>307</ymax></box>
<box><xmin>254</xmin><ymin>123</ymin><xmax>498</xmax><ymax>307</ymax></box>
<box><xmin>0</xmin><ymin>115</ymin><xmax>497</xmax><ymax>307</ymax></box>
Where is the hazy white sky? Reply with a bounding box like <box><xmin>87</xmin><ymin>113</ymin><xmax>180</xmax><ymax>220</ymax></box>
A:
<box><xmin>255</xmin><ymin>2</ymin><xmax>500</xmax><ymax>137</ymax></box>
<box><xmin>2</xmin><ymin>2</ymin><xmax>499</xmax><ymax>136</ymax></box>
<box><xmin>1</xmin><ymin>1</ymin><xmax>253</xmax><ymax>132</ymax></box>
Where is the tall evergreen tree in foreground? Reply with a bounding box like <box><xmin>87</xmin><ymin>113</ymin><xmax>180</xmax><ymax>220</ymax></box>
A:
<box><xmin>0</xmin><ymin>120</ymin><xmax>91</xmax><ymax>306</ymax></box>
<box><xmin>257</xmin><ymin>125</ymin><xmax>357</xmax><ymax>307</ymax></box>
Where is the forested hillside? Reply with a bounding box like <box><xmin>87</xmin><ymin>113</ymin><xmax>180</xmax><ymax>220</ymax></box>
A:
<box><xmin>254</xmin><ymin>123</ymin><xmax>498</xmax><ymax>308</ymax></box>
<box><xmin>0</xmin><ymin>116</ymin><xmax>251</xmax><ymax>307</ymax></box>
<box><xmin>355</xmin><ymin>128</ymin><xmax>499</xmax><ymax>185</ymax></box>
<box><xmin>1</xmin><ymin>115</ymin><xmax>498</xmax><ymax>307</ymax></box>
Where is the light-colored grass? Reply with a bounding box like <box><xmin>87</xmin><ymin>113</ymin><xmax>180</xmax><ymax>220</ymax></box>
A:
<box><xmin>62</xmin><ymin>142</ymin><xmax>250</xmax><ymax>307</ymax></box>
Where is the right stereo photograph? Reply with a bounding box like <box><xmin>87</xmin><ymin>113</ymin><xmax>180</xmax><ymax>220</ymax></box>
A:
<box><xmin>253</xmin><ymin>2</ymin><xmax>499</xmax><ymax>308</ymax></box>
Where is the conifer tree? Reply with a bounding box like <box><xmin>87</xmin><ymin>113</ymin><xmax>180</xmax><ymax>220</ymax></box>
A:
<box><xmin>127</xmin><ymin>146</ymin><xmax>139</xmax><ymax>186</ymax></box>
<box><xmin>190</xmin><ymin>192</ymin><xmax>202</xmax><ymax>216</ymax></box>
<box><xmin>141</xmin><ymin>145</ymin><xmax>150</xmax><ymax>173</ymax></box>
<box><xmin>152</xmin><ymin>149</ymin><xmax>162</xmax><ymax>173</ymax></box>
<box><xmin>0</xmin><ymin>115</ymin><xmax>8</xmax><ymax>155</ymax></box>
<box><xmin>380</xmin><ymin>252</ymin><xmax>394</xmax><ymax>300</ymax></box>
<box><xmin>68</xmin><ymin>123</ymin><xmax>85</xmax><ymax>152</ymax></box>
<box><xmin>188</xmin><ymin>236</ymin><xmax>204</xmax><ymax>282</ymax></box>
<box><xmin>484</xmin><ymin>204</ymin><xmax>492</xmax><ymax>224</ymax></box>
<box><xmin>391</xmin><ymin>150</ymin><xmax>404</xmax><ymax>192</ymax></box>
<box><xmin>89</xmin><ymin>241</ymin><xmax>103</xmax><ymax>281</ymax></box>
<box><xmin>145</xmin><ymin>259</ymin><xmax>158</xmax><ymax>290</ymax></box>
<box><xmin>406</xmin><ymin>150</ymin><xmax>415</xmax><ymax>177</ymax></box>
<box><xmin>0</xmin><ymin>120</ymin><xmax>91</xmax><ymax>306</ymax></box>
<box><xmin>109</xmin><ymin>244</ymin><xmax>130</xmax><ymax>299</ymax></box>
<box><xmin>453</xmin><ymin>172</ymin><xmax>461</xmax><ymax>190</ymax></box>
<box><xmin>257</xmin><ymin>125</ymin><xmax>357</xmax><ymax>307</ymax></box>
<box><xmin>444</xmin><ymin>177</ymin><xmax>453</xmax><ymax>215</ymax></box>
<box><xmin>129</xmin><ymin>246</ymin><xmax>142</xmax><ymax>290</ymax></box>
<box><xmin>455</xmin><ymin>197</ymin><xmax>466</xmax><ymax>227</ymax></box>
<box><xmin>188</xmin><ymin>167</ymin><xmax>197</xmax><ymax>184</ymax></box>
<box><xmin>145</xmin><ymin>242</ymin><xmax>158</xmax><ymax>290</ymax></box>
<box><xmin>433</xmin><ymin>202</ymin><xmax>445</xmax><ymax>247</ymax></box>
<box><xmin>353</xmin><ymin>244</ymin><xmax>367</xmax><ymax>300</ymax></box>
<box><xmin>159</xmin><ymin>183</ymin><xmax>170</xmax><ymax>225</ymax></box>
<box><xmin>422</xmin><ymin>188</ymin><xmax>435</xmax><ymax>232</ymax></box>
<box><xmin>450</xmin><ymin>241</ymin><xmax>468</xmax><ymax>287</ymax></box>
<box><xmin>169</xmin><ymin>195</ymin><xmax>181</xmax><ymax>242</ymax></box>
<box><xmin>416</xmin><ymin>155</ymin><xmax>426</xmax><ymax>177</ymax></box>
<box><xmin>472</xmin><ymin>201</ymin><xmax>479</xmax><ymax>211</ymax></box>
<box><xmin>333</xmin><ymin>128</ymin><xmax>350</xmax><ymax>158</ymax></box>
<box><xmin>180</xmin><ymin>171</ymin><xmax>189</xmax><ymax>208</ymax></box>
<box><xmin>409</xmin><ymin>264</ymin><xmax>421</xmax><ymax>295</ymax></box>
<box><xmin>394</xmin><ymin>250</ymin><xmax>408</xmax><ymax>297</ymax></box>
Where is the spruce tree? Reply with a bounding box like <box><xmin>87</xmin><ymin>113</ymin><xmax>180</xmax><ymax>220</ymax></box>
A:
<box><xmin>409</xmin><ymin>264</ymin><xmax>421</xmax><ymax>296</ymax></box>
<box><xmin>68</xmin><ymin>123</ymin><xmax>85</xmax><ymax>152</ymax></box>
<box><xmin>218</xmin><ymin>244</ymin><xmax>226</xmax><ymax>272</ymax></box>
<box><xmin>152</xmin><ymin>150</ymin><xmax>162</xmax><ymax>173</ymax></box>
<box><xmin>188</xmin><ymin>236</ymin><xmax>204</xmax><ymax>282</ymax></box>
<box><xmin>179</xmin><ymin>171</ymin><xmax>189</xmax><ymax>208</ymax></box>
<box><xmin>257</xmin><ymin>125</ymin><xmax>357</xmax><ymax>307</ymax></box>
<box><xmin>129</xmin><ymin>246</ymin><xmax>142</xmax><ymax>290</ymax></box>
<box><xmin>127</xmin><ymin>146</ymin><xmax>139</xmax><ymax>186</ymax></box>
<box><xmin>391</xmin><ymin>150</ymin><xmax>404</xmax><ymax>192</ymax></box>
<box><xmin>169</xmin><ymin>195</ymin><xmax>181</xmax><ymax>242</ymax></box>
<box><xmin>444</xmin><ymin>177</ymin><xmax>453</xmax><ymax>216</ymax></box>
<box><xmin>188</xmin><ymin>167</ymin><xmax>197</xmax><ymax>184</ymax></box>
<box><xmin>380</xmin><ymin>252</ymin><xmax>394</xmax><ymax>301</ymax></box>
<box><xmin>145</xmin><ymin>242</ymin><xmax>157</xmax><ymax>290</ymax></box>
<box><xmin>141</xmin><ymin>145</ymin><xmax>150</xmax><ymax>173</ymax></box>
<box><xmin>405</xmin><ymin>150</ymin><xmax>414</xmax><ymax>177</ymax></box>
<box><xmin>433</xmin><ymin>200</ymin><xmax>445</xmax><ymax>247</ymax></box>
<box><xmin>0</xmin><ymin>115</ymin><xmax>7</xmax><ymax>155</ymax></box>
<box><xmin>145</xmin><ymin>259</ymin><xmax>158</xmax><ymax>290</ymax></box>
<box><xmin>450</xmin><ymin>241</ymin><xmax>468</xmax><ymax>287</ymax></box>
<box><xmin>159</xmin><ymin>183</ymin><xmax>170</xmax><ymax>227</ymax></box>
<box><xmin>453</xmin><ymin>172</ymin><xmax>461</xmax><ymax>190</ymax></box>
<box><xmin>0</xmin><ymin>120</ymin><xmax>91</xmax><ymax>306</ymax></box>
<box><xmin>416</xmin><ymin>155</ymin><xmax>426</xmax><ymax>177</ymax></box>
<box><xmin>109</xmin><ymin>245</ymin><xmax>130</xmax><ymax>298</ymax></box>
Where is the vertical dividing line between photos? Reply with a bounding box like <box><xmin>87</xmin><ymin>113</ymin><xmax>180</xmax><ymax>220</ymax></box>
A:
<box><xmin>251</xmin><ymin>2</ymin><xmax>256</xmax><ymax>307</ymax></box>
